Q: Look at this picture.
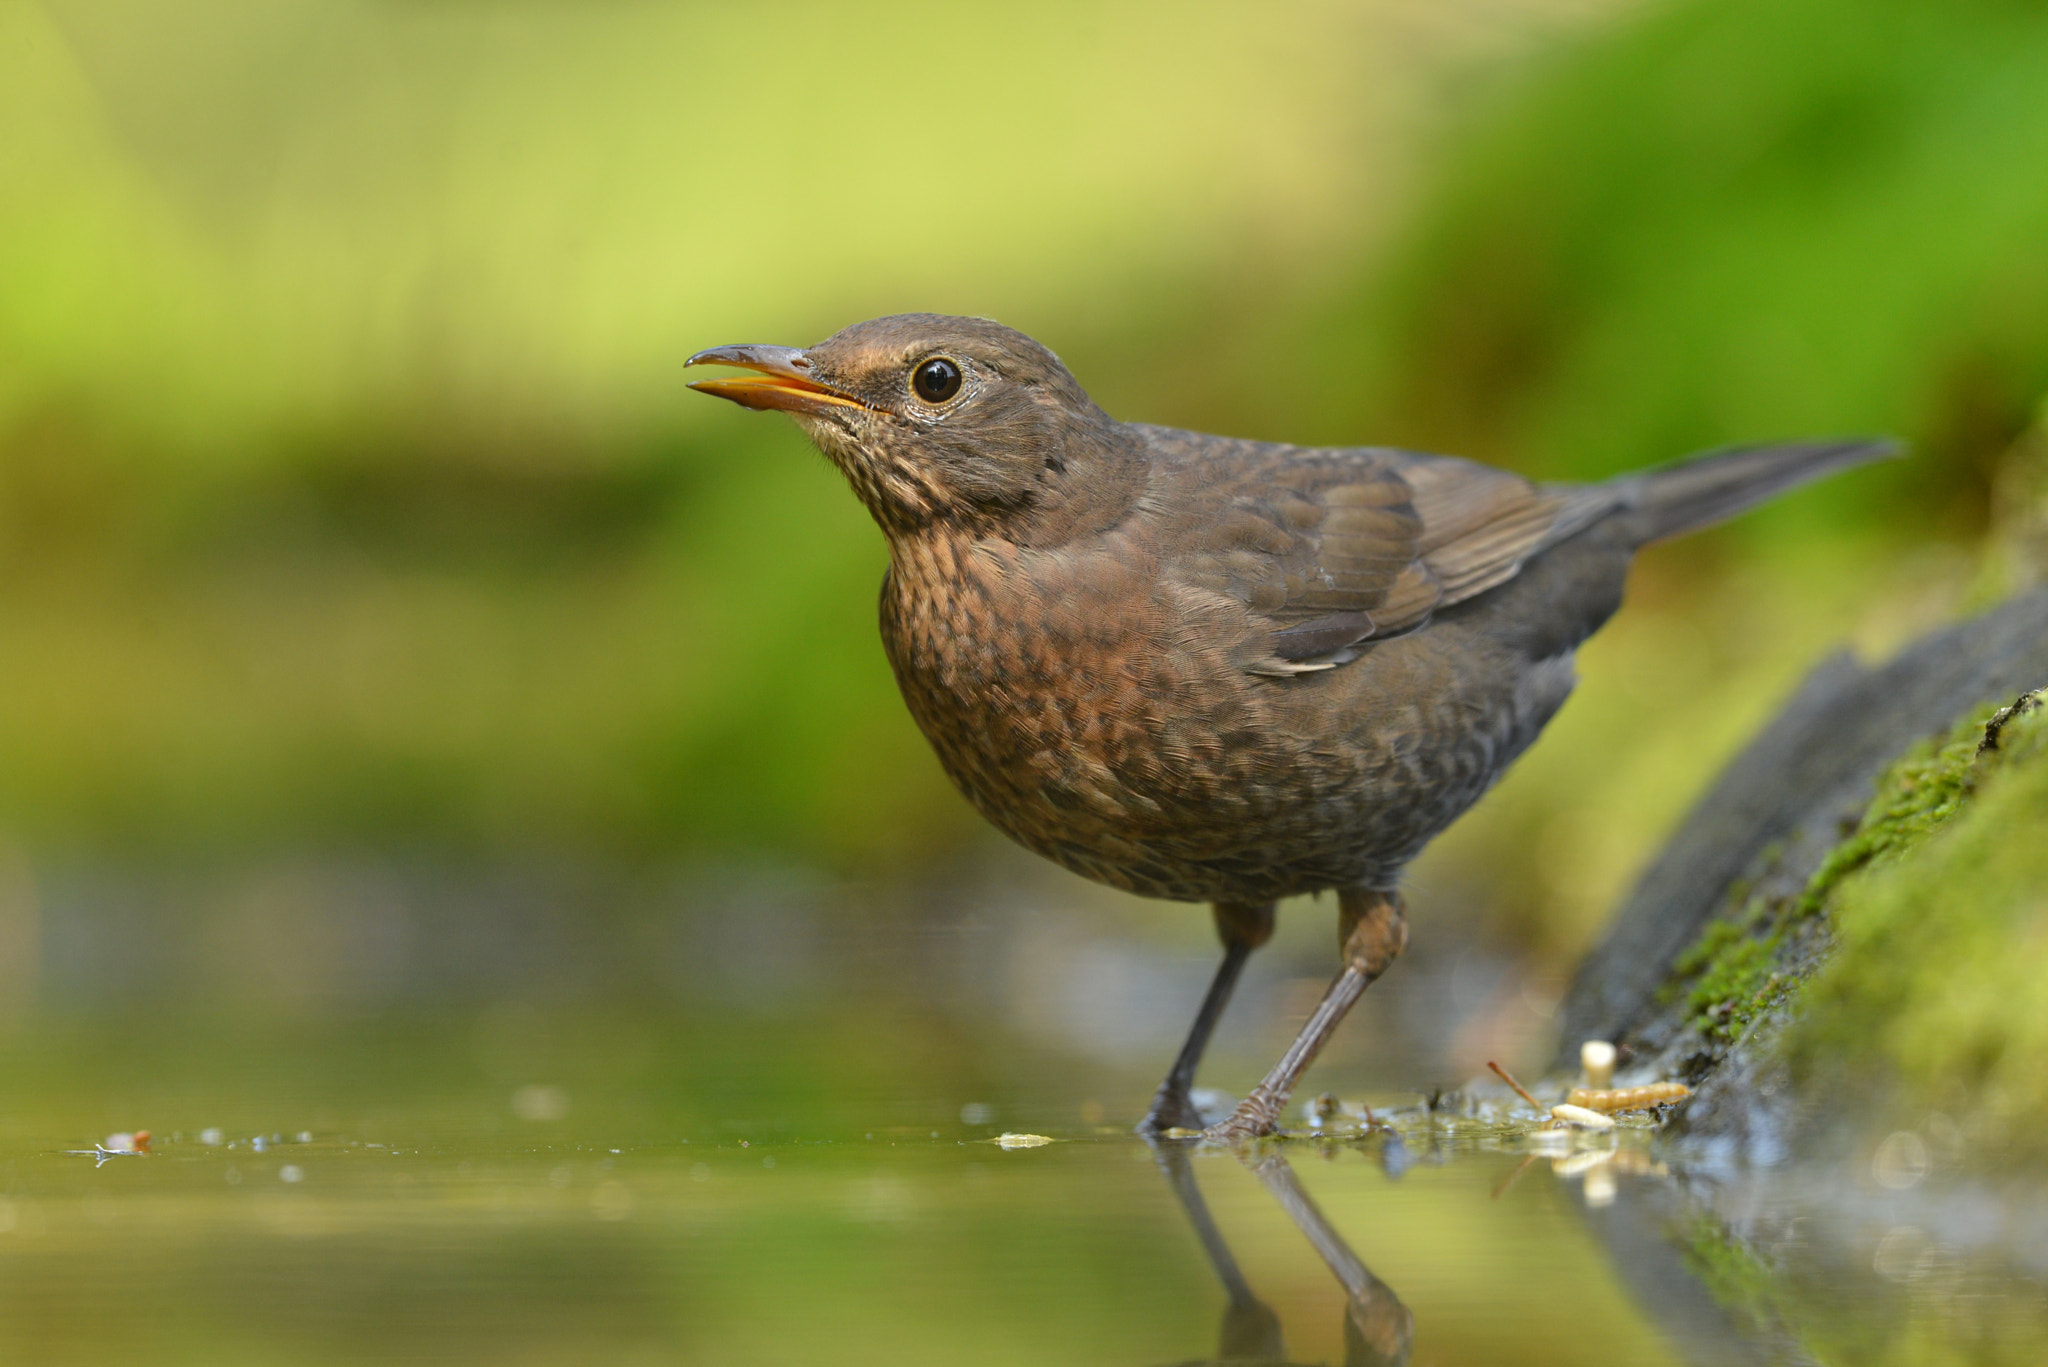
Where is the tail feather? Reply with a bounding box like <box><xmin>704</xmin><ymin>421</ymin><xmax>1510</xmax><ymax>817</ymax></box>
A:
<box><xmin>1610</xmin><ymin>438</ymin><xmax>1901</xmax><ymax>547</ymax></box>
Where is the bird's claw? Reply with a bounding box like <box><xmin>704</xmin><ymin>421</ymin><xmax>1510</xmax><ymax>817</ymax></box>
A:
<box><xmin>1202</xmin><ymin>1088</ymin><xmax>1282</xmax><ymax>1143</ymax></box>
<box><xmin>1137</xmin><ymin>1086</ymin><xmax>1208</xmax><ymax>1137</ymax></box>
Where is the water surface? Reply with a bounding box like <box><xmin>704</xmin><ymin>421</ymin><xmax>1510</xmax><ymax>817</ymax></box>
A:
<box><xmin>3</xmin><ymin>873</ymin><xmax>2043</xmax><ymax>1366</ymax></box>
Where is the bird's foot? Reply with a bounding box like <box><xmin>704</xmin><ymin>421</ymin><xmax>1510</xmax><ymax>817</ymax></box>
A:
<box><xmin>1202</xmin><ymin>1086</ymin><xmax>1283</xmax><ymax>1143</ymax></box>
<box><xmin>1137</xmin><ymin>1084</ymin><xmax>1208</xmax><ymax>1137</ymax></box>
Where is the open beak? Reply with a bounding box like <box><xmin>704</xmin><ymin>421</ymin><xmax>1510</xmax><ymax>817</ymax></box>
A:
<box><xmin>685</xmin><ymin>344</ymin><xmax>870</xmax><ymax>416</ymax></box>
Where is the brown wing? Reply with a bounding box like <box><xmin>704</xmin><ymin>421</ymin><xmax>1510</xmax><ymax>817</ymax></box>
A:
<box><xmin>1152</xmin><ymin>434</ymin><xmax>1619</xmax><ymax>675</ymax></box>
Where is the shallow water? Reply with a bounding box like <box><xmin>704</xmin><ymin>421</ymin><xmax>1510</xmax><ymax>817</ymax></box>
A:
<box><xmin>4</xmin><ymin>861</ymin><xmax>2045</xmax><ymax>1366</ymax></box>
<box><xmin>6</xmin><ymin>1014</ymin><xmax>2045</xmax><ymax>1367</ymax></box>
<box><xmin>5</xmin><ymin>1115</ymin><xmax>1672</xmax><ymax>1365</ymax></box>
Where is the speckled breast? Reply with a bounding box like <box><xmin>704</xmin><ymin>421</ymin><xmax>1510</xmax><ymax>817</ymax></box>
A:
<box><xmin>875</xmin><ymin>529</ymin><xmax>1531</xmax><ymax>905</ymax></box>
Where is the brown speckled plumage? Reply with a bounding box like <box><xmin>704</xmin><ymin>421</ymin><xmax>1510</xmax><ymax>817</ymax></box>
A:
<box><xmin>687</xmin><ymin>313</ymin><xmax>1893</xmax><ymax>1138</ymax></box>
<box><xmin>877</xmin><ymin>461</ymin><xmax>1590</xmax><ymax>904</ymax></box>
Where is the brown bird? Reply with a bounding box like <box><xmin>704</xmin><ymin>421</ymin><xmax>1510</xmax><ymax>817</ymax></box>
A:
<box><xmin>686</xmin><ymin>314</ymin><xmax>1891</xmax><ymax>1140</ymax></box>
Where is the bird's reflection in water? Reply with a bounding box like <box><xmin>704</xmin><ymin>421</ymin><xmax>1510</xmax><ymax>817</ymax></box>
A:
<box><xmin>1150</xmin><ymin>1142</ymin><xmax>1413</xmax><ymax>1367</ymax></box>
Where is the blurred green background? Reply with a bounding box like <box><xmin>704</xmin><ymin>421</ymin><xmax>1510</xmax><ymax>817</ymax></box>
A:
<box><xmin>8</xmin><ymin>6</ymin><xmax>2048</xmax><ymax>1362</ymax></box>
<box><xmin>4</xmin><ymin>0</ymin><xmax>2047</xmax><ymax>1081</ymax></box>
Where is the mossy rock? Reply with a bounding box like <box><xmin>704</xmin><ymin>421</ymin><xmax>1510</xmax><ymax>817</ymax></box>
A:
<box><xmin>1666</xmin><ymin>695</ymin><xmax>2033</xmax><ymax>1049</ymax></box>
<box><xmin>1555</xmin><ymin>585</ymin><xmax>2048</xmax><ymax>1170</ymax></box>
<box><xmin>1783</xmin><ymin>691</ymin><xmax>2048</xmax><ymax>1166</ymax></box>
<box><xmin>1657</xmin><ymin>689</ymin><xmax>2048</xmax><ymax>1168</ymax></box>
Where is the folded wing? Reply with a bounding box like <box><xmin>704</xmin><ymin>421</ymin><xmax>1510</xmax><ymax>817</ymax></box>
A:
<box><xmin>1159</xmin><ymin>440</ymin><xmax>1619</xmax><ymax>676</ymax></box>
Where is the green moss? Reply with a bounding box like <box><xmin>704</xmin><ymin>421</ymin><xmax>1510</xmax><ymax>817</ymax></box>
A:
<box><xmin>1664</xmin><ymin>694</ymin><xmax>2042</xmax><ymax>1045</ymax></box>
<box><xmin>1687</xmin><ymin>940</ymin><xmax>1788</xmax><ymax>1043</ymax></box>
<box><xmin>1787</xmin><ymin>708</ymin><xmax>1994</xmax><ymax>921</ymax></box>
<box><xmin>1671</xmin><ymin>896</ymin><xmax>1759</xmax><ymax>982</ymax></box>
<box><xmin>1664</xmin><ymin>894</ymin><xmax>1773</xmax><ymax>1039</ymax></box>
<box><xmin>1783</xmin><ymin>690</ymin><xmax>2048</xmax><ymax>1167</ymax></box>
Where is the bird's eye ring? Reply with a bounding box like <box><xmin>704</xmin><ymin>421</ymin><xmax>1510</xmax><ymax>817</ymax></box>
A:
<box><xmin>911</xmin><ymin>356</ymin><xmax>963</xmax><ymax>405</ymax></box>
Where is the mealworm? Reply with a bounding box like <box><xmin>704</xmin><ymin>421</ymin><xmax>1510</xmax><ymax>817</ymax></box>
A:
<box><xmin>1565</xmin><ymin>1083</ymin><xmax>1691</xmax><ymax>1112</ymax></box>
<box><xmin>1550</xmin><ymin>1103</ymin><xmax>1617</xmax><ymax>1130</ymax></box>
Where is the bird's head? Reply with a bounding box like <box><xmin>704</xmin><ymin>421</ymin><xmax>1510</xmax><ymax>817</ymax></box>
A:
<box><xmin>688</xmin><ymin>314</ymin><xmax>1134</xmax><ymax>540</ymax></box>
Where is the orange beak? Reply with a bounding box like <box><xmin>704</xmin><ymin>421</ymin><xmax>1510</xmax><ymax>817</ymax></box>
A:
<box><xmin>685</xmin><ymin>344</ymin><xmax>870</xmax><ymax>416</ymax></box>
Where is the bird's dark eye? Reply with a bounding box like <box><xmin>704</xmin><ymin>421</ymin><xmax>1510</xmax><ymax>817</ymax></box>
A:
<box><xmin>912</xmin><ymin>357</ymin><xmax>963</xmax><ymax>405</ymax></box>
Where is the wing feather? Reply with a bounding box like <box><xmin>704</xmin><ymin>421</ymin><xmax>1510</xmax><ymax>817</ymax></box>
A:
<box><xmin>1148</xmin><ymin>432</ymin><xmax>1621</xmax><ymax>673</ymax></box>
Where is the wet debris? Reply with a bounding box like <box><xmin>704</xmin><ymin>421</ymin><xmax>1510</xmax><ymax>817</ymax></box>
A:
<box><xmin>1490</xmin><ymin>1053</ymin><xmax>1691</xmax><ymax>1121</ymax></box>
<box><xmin>64</xmin><ymin>1130</ymin><xmax>151</xmax><ymax>1165</ymax></box>
<box><xmin>1306</xmin><ymin>1091</ymin><xmax>1383</xmax><ymax>1132</ymax></box>
<box><xmin>994</xmin><ymin>1133</ymin><xmax>1056</xmax><ymax>1149</ymax></box>
<box><xmin>1975</xmin><ymin>688</ymin><xmax>2042</xmax><ymax>756</ymax></box>
<box><xmin>1471</xmin><ymin>1053</ymin><xmax>1690</xmax><ymax>1157</ymax></box>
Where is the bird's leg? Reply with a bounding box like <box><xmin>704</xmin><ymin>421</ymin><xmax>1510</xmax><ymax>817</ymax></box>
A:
<box><xmin>1206</xmin><ymin>889</ymin><xmax>1407</xmax><ymax>1142</ymax></box>
<box><xmin>1138</xmin><ymin>901</ymin><xmax>1277</xmax><ymax>1135</ymax></box>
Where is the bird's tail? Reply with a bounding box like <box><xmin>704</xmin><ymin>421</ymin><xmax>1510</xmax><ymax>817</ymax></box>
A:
<box><xmin>1609</xmin><ymin>438</ymin><xmax>1901</xmax><ymax>547</ymax></box>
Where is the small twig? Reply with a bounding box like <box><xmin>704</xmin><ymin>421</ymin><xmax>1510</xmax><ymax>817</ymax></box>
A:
<box><xmin>1487</xmin><ymin>1060</ymin><xmax>1543</xmax><ymax>1111</ymax></box>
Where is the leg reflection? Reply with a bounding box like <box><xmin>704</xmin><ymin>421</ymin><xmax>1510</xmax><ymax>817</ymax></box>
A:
<box><xmin>1248</xmin><ymin>1153</ymin><xmax>1413</xmax><ymax>1367</ymax></box>
<box><xmin>1149</xmin><ymin>1140</ymin><xmax>1413</xmax><ymax>1367</ymax></box>
<box><xmin>1149</xmin><ymin>1141</ymin><xmax>1286</xmax><ymax>1362</ymax></box>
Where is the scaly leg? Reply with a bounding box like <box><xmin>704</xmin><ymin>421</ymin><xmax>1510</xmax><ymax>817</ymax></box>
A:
<box><xmin>1205</xmin><ymin>889</ymin><xmax>1407</xmax><ymax>1142</ymax></box>
<box><xmin>1138</xmin><ymin>901</ymin><xmax>1276</xmax><ymax>1135</ymax></box>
